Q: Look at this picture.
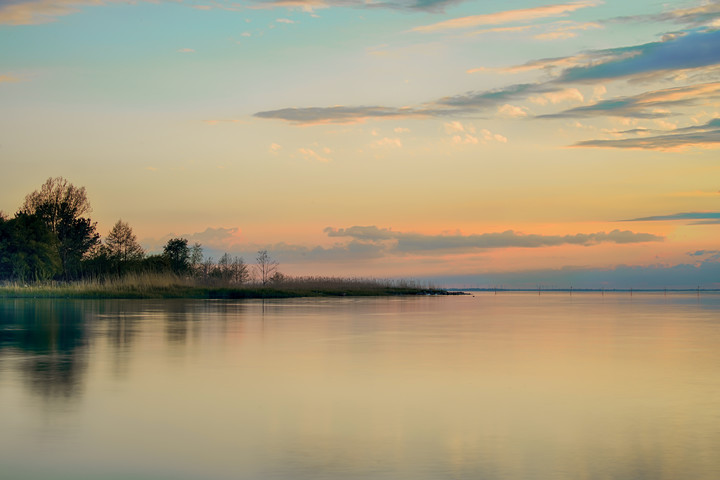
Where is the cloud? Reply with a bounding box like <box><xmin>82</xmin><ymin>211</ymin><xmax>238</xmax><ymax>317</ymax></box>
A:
<box><xmin>542</xmin><ymin>83</ymin><xmax>720</xmax><ymax>119</ymax></box>
<box><xmin>437</xmin><ymin>83</ymin><xmax>553</xmax><ymax>109</ymax></box>
<box><xmin>0</xmin><ymin>0</ymin><xmax>94</xmax><ymax>25</ymax></box>
<box><xmin>275</xmin><ymin>18</ymin><xmax>295</xmax><ymax>23</ymax></box>
<box><xmin>255</xmin><ymin>30</ymin><xmax>720</xmax><ymax>127</ymax></box>
<box><xmin>177</xmin><ymin>48</ymin><xmax>195</xmax><ymax>53</ymax></box>
<box><xmin>557</xmin><ymin>29</ymin><xmax>720</xmax><ymax>83</ymax></box>
<box><xmin>325</xmin><ymin>226</ymin><xmax>663</xmax><ymax>253</ymax></box>
<box><xmin>428</xmin><ymin>259</ymin><xmax>720</xmax><ymax>289</ymax></box>
<box><xmin>573</xmin><ymin>120</ymin><xmax>720</xmax><ymax>150</ymax></box>
<box><xmin>610</xmin><ymin>2</ymin><xmax>720</xmax><ymax>28</ymax></box>
<box><xmin>0</xmin><ymin>74</ymin><xmax>21</xmax><ymax>83</ymax></box>
<box><xmin>269</xmin><ymin>143</ymin><xmax>282</xmax><ymax>153</ymax></box>
<box><xmin>372</xmin><ymin>137</ymin><xmax>403</xmax><ymax>148</ymax></box>
<box><xmin>248</xmin><ymin>0</ymin><xmax>466</xmax><ymax>13</ymax></box>
<box><xmin>0</xmin><ymin>0</ymin><xmax>467</xmax><ymax>25</ymax></box>
<box><xmin>253</xmin><ymin>105</ymin><xmax>456</xmax><ymax>125</ymax></box>
<box><xmin>497</xmin><ymin>104</ymin><xmax>529</xmax><ymax>118</ymax></box>
<box><xmin>468</xmin><ymin>25</ymin><xmax>533</xmax><ymax>36</ymax></box>
<box><xmin>298</xmin><ymin>147</ymin><xmax>331</xmax><ymax>162</ymax></box>
<box><xmin>412</xmin><ymin>1</ymin><xmax>598</xmax><ymax>33</ymax></box>
<box><xmin>530</xmin><ymin>88</ymin><xmax>584</xmax><ymax>105</ymax></box>
<box><xmin>621</xmin><ymin>212</ymin><xmax>720</xmax><ymax>222</ymax></box>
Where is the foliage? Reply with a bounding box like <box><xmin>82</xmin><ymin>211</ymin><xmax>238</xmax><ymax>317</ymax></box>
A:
<box><xmin>18</xmin><ymin>177</ymin><xmax>99</xmax><ymax>279</ymax></box>
<box><xmin>0</xmin><ymin>214</ymin><xmax>62</xmax><ymax>282</ymax></box>
<box><xmin>104</xmin><ymin>220</ymin><xmax>144</xmax><ymax>272</ymax></box>
<box><xmin>163</xmin><ymin>238</ymin><xmax>190</xmax><ymax>275</ymax></box>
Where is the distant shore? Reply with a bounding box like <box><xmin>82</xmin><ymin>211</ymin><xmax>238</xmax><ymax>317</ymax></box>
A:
<box><xmin>0</xmin><ymin>275</ymin><xmax>454</xmax><ymax>299</ymax></box>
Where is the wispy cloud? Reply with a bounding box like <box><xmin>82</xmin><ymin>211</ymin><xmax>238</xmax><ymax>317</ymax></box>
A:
<box><xmin>542</xmin><ymin>83</ymin><xmax>720</xmax><ymax>119</ymax></box>
<box><xmin>0</xmin><ymin>74</ymin><xmax>22</xmax><ymax>83</ymax></box>
<box><xmin>573</xmin><ymin>118</ymin><xmax>720</xmax><ymax>150</ymax></box>
<box><xmin>558</xmin><ymin>29</ymin><xmax>720</xmax><ymax>83</ymax></box>
<box><xmin>0</xmin><ymin>0</ymin><xmax>467</xmax><ymax>25</ymax></box>
<box><xmin>621</xmin><ymin>212</ymin><xmax>720</xmax><ymax>222</ymax></box>
<box><xmin>412</xmin><ymin>1</ymin><xmax>598</xmax><ymax>33</ymax></box>
<box><xmin>248</xmin><ymin>0</ymin><xmax>467</xmax><ymax>13</ymax></box>
<box><xmin>325</xmin><ymin>225</ymin><xmax>663</xmax><ymax>253</ymax></box>
<box><xmin>609</xmin><ymin>2</ymin><xmax>720</xmax><ymax>28</ymax></box>
<box><xmin>253</xmin><ymin>105</ymin><xmax>459</xmax><ymax>125</ymax></box>
<box><xmin>298</xmin><ymin>147</ymin><xmax>331</xmax><ymax>162</ymax></box>
<box><xmin>255</xmin><ymin>27</ymin><xmax>720</xmax><ymax>127</ymax></box>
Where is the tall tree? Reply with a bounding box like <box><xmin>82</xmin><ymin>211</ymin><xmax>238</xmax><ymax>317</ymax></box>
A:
<box><xmin>163</xmin><ymin>238</ymin><xmax>190</xmax><ymax>275</ymax></box>
<box><xmin>255</xmin><ymin>249</ymin><xmax>279</xmax><ymax>286</ymax></box>
<box><xmin>105</xmin><ymin>220</ymin><xmax>144</xmax><ymax>273</ymax></box>
<box><xmin>18</xmin><ymin>177</ymin><xmax>99</xmax><ymax>279</ymax></box>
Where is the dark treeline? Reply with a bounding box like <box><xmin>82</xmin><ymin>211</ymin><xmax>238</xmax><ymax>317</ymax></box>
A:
<box><xmin>0</xmin><ymin>177</ymin><xmax>259</xmax><ymax>284</ymax></box>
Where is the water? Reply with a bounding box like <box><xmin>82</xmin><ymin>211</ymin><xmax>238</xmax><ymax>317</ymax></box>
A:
<box><xmin>1</xmin><ymin>293</ymin><xmax>719</xmax><ymax>479</ymax></box>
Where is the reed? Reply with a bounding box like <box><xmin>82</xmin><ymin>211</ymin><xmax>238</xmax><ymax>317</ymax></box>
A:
<box><xmin>0</xmin><ymin>273</ymin><xmax>445</xmax><ymax>299</ymax></box>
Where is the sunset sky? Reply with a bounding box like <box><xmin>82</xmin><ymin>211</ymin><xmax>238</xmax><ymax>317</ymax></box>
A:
<box><xmin>1</xmin><ymin>0</ymin><xmax>719</xmax><ymax>287</ymax></box>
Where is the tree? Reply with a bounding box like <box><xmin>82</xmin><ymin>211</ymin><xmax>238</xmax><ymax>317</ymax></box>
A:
<box><xmin>18</xmin><ymin>177</ymin><xmax>99</xmax><ymax>279</ymax></box>
<box><xmin>231</xmin><ymin>256</ymin><xmax>250</xmax><ymax>284</ymax></box>
<box><xmin>190</xmin><ymin>242</ymin><xmax>203</xmax><ymax>274</ymax></box>
<box><xmin>163</xmin><ymin>238</ymin><xmax>190</xmax><ymax>275</ymax></box>
<box><xmin>104</xmin><ymin>220</ymin><xmax>144</xmax><ymax>274</ymax></box>
<box><xmin>0</xmin><ymin>214</ymin><xmax>61</xmax><ymax>282</ymax></box>
<box><xmin>254</xmin><ymin>249</ymin><xmax>279</xmax><ymax>286</ymax></box>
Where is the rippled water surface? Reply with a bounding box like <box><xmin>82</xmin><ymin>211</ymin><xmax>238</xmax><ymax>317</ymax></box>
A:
<box><xmin>1</xmin><ymin>293</ymin><xmax>719</xmax><ymax>479</ymax></box>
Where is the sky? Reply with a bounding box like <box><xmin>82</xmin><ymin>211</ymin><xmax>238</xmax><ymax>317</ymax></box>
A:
<box><xmin>1</xmin><ymin>0</ymin><xmax>719</xmax><ymax>288</ymax></box>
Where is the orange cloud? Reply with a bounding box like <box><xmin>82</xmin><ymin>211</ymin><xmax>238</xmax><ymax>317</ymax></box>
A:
<box><xmin>412</xmin><ymin>1</ymin><xmax>597</xmax><ymax>33</ymax></box>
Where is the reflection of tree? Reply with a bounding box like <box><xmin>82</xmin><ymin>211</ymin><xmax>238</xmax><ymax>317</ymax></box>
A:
<box><xmin>0</xmin><ymin>300</ymin><xmax>88</xmax><ymax>400</ymax></box>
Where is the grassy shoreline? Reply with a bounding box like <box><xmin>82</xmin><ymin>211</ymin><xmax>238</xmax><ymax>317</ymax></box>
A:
<box><xmin>0</xmin><ymin>274</ymin><xmax>450</xmax><ymax>299</ymax></box>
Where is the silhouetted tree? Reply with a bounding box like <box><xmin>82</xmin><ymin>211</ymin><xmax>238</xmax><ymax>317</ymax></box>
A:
<box><xmin>18</xmin><ymin>177</ymin><xmax>99</xmax><ymax>279</ymax></box>
<box><xmin>190</xmin><ymin>242</ymin><xmax>203</xmax><ymax>275</ymax></box>
<box><xmin>105</xmin><ymin>220</ymin><xmax>144</xmax><ymax>265</ymax></box>
<box><xmin>163</xmin><ymin>238</ymin><xmax>190</xmax><ymax>274</ymax></box>
<box><xmin>255</xmin><ymin>249</ymin><xmax>279</xmax><ymax>286</ymax></box>
<box><xmin>0</xmin><ymin>214</ymin><xmax>61</xmax><ymax>281</ymax></box>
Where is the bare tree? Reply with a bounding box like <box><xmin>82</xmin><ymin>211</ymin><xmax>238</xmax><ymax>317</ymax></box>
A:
<box><xmin>19</xmin><ymin>177</ymin><xmax>91</xmax><ymax>234</ymax></box>
<box><xmin>190</xmin><ymin>242</ymin><xmax>203</xmax><ymax>275</ymax></box>
<box><xmin>254</xmin><ymin>249</ymin><xmax>278</xmax><ymax>286</ymax></box>
<box><xmin>231</xmin><ymin>256</ymin><xmax>249</xmax><ymax>284</ymax></box>
<box><xmin>18</xmin><ymin>177</ymin><xmax>99</xmax><ymax>278</ymax></box>
<box><xmin>105</xmin><ymin>220</ymin><xmax>144</xmax><ymax>263</ymax></box>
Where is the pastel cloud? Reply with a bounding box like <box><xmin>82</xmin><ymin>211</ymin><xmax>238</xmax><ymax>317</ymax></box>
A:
<box><xmin>558</xmin><ymin>29</ymin><xmax>720</xmax><ymax>83</ymax></box>
<box><xmin>253</xmin><ymin>105</ymin><xmax>457</xmax><ymax>125</ymax></box>
<box><xmin>0</xmin><ymin>0</ymin><xmax>467</xmax><ymax>25</ymax></box>
<box><xmin>429</xmin><ymin>259</ymin><xmax>720</xmax><ymax>289</ymax></box>
<box><xmin>298</xmin><ymin>147</ymin><xmax>331</xmax><ymax>162</ymax></box>
<box><xmin>325</xmin><ymin>226</ymin><xmax>663</xmax><ymax>253</ymax></box>
<box><xmin>0</xmin><ymin>74</ymin><xmax>21</xmax><ymax>83</ymax></box>
<box><xmin>248</xmin><ymin>0</ymin><xmax>466</xmax><ymax>12</ymax></box>
<box><xmin>621</xmin><ymin>212</ymin><xmax>720</xmax><ymax>222</ymax></box>
<box><xmin>573</xmin><ymin>118</ymin><xmax>720</xmax><ymax>151</ymax></box>
<box><xmin>412</xmin><ymin>1</ymin><xmax>598</xmax><ymax>33</ymax></box>
<box><xmin>541</xmin><ymin>83</ymin><xmax>720</xmax><ymax>119</ymax></box>
<box><xmin>610</xmin><ymin>2</ymin><xmax>720</xmax><ymax>28</ymax></box>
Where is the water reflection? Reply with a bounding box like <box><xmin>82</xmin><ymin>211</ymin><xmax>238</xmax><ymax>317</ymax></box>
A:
<box><xmin>0</xmin><ymin>299</ymin><xmax>88</xmax><ymax>400</ymax></box>
<box><xmin>0</xmin><ymin>294</ymin><xmax>718</xmax><ymax>480</ymax></box>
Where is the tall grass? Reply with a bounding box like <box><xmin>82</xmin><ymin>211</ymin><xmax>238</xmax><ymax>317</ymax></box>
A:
<box><xmin>0</xmin><ymin>273</ymin><xmax>444</xmax><ymax>299</ymax></box>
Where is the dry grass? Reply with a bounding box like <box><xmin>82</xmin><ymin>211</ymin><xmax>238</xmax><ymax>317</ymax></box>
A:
<box><xmin>0</xmin><ymin>273</ymin><xmax>444</xmax><ymax>299</ymax></box>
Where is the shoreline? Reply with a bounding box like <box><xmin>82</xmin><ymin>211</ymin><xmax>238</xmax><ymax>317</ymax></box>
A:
<box><xmin>0</xmin><ymin>284</ymin><xmax>455</xmax><ymax>300</ymax></box>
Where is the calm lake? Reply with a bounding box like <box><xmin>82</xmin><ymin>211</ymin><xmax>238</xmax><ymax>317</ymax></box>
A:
<box><xmin>1</xmin><ymin>293</ymin><xmax>719</xmax><ymax>479</ymax></box>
